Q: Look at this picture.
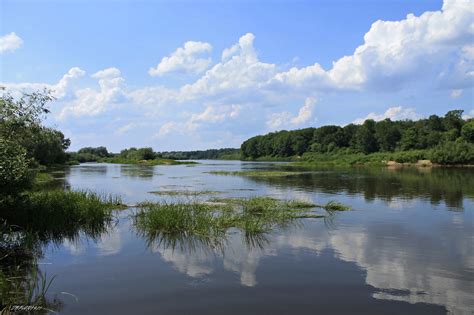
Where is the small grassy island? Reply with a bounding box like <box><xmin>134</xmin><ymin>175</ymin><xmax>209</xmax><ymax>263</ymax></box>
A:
<box><xmin>133</xmin><ymin>197</ymin><xmax>349</xmax><ymax>248</ymax></box>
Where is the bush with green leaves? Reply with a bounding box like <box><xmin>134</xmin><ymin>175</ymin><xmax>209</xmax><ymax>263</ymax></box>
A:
<box><xmin>0</xmin><ymin>139</ymin><xmax>33</xmax><ymax>197</ymax></box>
<box><xmin>430</xmin><ymin>141</ymin><xmax>474</xmax><ymax>165</ymax></box>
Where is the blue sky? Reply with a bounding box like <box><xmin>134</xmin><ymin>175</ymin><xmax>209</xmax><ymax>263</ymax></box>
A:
<box><xmin>1</xmin><ymin>0</ymin><xmax>473</xmax><ymax>151</ymax></box>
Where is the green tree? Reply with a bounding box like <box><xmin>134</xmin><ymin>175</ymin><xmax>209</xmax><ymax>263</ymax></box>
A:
<box><xmin>0</xmin><ymin>139</ymin><xmax>32</xmax><ymax>199</ymax></box>
<box><xmin>355</xmin><ymin>120</ymin><xmax>378</xmax><ymax>154</ymax></box>
<box><xmin>461</xmin><ymin>120</ymin><xmax>474</xmax><ymax>143</ymax></box>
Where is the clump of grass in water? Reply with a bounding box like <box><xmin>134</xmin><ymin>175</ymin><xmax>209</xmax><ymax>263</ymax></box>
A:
<box><xmin>134</xmin><ymin>202</ymin><xmax>232</xmax><ymax>250</ymax></box>
<box><xmin>321</xmin><ymin>201</ymin><xmax>351</xmax><ymax>211</ymax></box>
<box><xmin>133</xmin><ymin>196</ymin><xmax>336</xmax><ymax>250</ymax></box>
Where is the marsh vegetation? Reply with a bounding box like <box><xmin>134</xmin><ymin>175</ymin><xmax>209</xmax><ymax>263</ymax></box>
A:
<box><xmin>133</xmin><ymin>197</ymin><xmax>349</xmax><ymax>250</ymax></box>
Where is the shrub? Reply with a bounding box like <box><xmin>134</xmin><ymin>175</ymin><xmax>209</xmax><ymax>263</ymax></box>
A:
<box><xmin>430</xmin><ymin>141</ymin><xmax>474</xmax><ymax>164</ymax></box>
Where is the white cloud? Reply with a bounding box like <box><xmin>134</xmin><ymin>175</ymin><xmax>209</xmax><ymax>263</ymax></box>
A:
<box><xmin>149</xmin><ymin>41</ymin><xmax>212</xmax><ymax>76</ymax></box>
<box><xmin>451</xmin><ymin>89</ymin><xmax>463</xmax><ymax>98</ymax></box>
<box><xmin>1</xmin><ymin>0</ymin><xmax>472</xmax><ymax>150</ymax></box>
<box><xmin>353</xmin><ymin>106</ymin><xmax>422</xmax><ymax>124</ymax></box>
<box><xmin>1</xmin><ymin>66</ymin><xmax>85</xmax><ymax>99</ymax></box>
<box><xmin>92</xmin><ymin>67</ymin><xmax>121</xmax><ymax>79</ymax></box>
<box><xmin>267</xmin><ymin>97</ymin><xmax>317</xmax><ymax>129</ymax></box>
<box><xmin>58</xmin><ymin>67</ymin><xmax>125</xmax><ymax>119</ymax></box>
<box><xmin>462</xmin><ymin>109</ymin><xmax>474</xmax><ymax>120</ymax></box>
<box><xmin>0</xmin><ymin>32</ymin><xmax>23</xmax><ymax>53</ymax></box>
<box><xmin>273</xmin><ymin>0</ymin><xmax>474</xmax><ymax>91</ymax></box>
<box><xmin>155</xmin><ymin>104</ymin><xmax>242</xmax><ymax>138</ymax></box>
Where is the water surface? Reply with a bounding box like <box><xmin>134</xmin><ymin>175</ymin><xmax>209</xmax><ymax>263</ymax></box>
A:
<box><xmin>41</xmin><ymin>161</ymin><xmax>473</xmax><ymax>314</ymax></box>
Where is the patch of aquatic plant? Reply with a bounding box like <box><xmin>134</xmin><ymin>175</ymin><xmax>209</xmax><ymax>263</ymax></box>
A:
<box><xmin>133</xmin><ymin>202</ymin><xmax>232</xmax><ymax>250</ymax></box>
<box><xmin>320</xmin><ymin>201</ymin><xmax>352</xmax><ymax>211</ymax></box>
<box><xmin>0</xmin><ymin>264</ymin><xmax>62</xmax><ymax>313</ymax></box>
<box><xmin>148</xmin><ymin>190</ymin><xmax>222</xmax><ymax>196</ymax></box>
<box><xmin>207</xmin><ymin>170</ymin><xmax>307</xmax><ymax>177</ymax></box>
<box><xmin>0</xmin><ymin>190</ymin><xmax>125</xmax><ymax>244</ymax></box>
<box><xmin>0</xmin><ymin>221</ymin><xmax>63</xmax><ymax>313</ymax></box>
<box><xmin>133</xmin><ymin>197</ymin><xmax>332</xmax><ymax>251</ymax></box>
<box><xmin>33</xmin><ymin>172</ymin><xmax>55</xmax><ymax>185</ymax></box>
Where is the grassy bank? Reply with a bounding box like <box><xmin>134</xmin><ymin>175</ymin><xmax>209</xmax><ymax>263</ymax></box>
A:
<box><xmin>1</xmin><ymin>190</ymin><xmax>125</xmax><ymax>242</ymax></box>
<box><xmin>242</xmin><ymin>147</ymin><xmax>474</xmax><ymax>168</ymax></box>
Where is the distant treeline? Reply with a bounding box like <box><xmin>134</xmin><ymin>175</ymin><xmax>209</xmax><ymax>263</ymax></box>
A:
<box><xmin>68</xmin><ymin>147</ymin><xmax>241</xmax><ymax>163</ymax></box>
<box><xmin>159</xmin><ymin>148</ymin><xmax>240</xmax><ymax>160</ymax></box>
<box><xmin>241</xmin><ymin>110</ymin><xmax>474</xmax><ymax>164</ymax></box>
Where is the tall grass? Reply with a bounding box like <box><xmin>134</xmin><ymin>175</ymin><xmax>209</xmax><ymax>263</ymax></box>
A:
<box><xmin>133</xmin><ymin>196</ymin><xmax>344</xmax><ymax>250</ymax></box>
<box><xmin>1</xmin><ymin>190</ymin><xmax>125</xmax><ymax>244</ymax></box>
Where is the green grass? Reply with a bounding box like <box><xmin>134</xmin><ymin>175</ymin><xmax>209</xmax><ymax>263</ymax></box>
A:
<box><xmin>207</xmin><ymin>170</ymin><xmax>306</xmax><ymax>177</ymax></box>
<box><xmin>33</xmin><ymin>172</ymin><xmax>56</xmax><ymax>185</ymax></box>
<box><xmin>319</xmin><ymin>201</ymin><xmax>352</xmax><ymax>211</ymax></box>
<box><xmin>1</xmin><ymin>190</ymin><xmax>126</xmax><ymax>244</ymax></box>
<box><xmin>133</xmin><ymin>196</ymin><xmax>345</xmax><ymax>249</ymax></box>
<box><xmin>99</xmin><ymin>157</ymin><xmax>198</xmax><ymax>165</ymax></box>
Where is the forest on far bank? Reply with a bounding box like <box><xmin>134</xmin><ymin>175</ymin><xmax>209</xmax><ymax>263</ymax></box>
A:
<box><xmin>240</xmin><ymin>110</ymin><xmax>474</xmax><ymax>165</ymax></box>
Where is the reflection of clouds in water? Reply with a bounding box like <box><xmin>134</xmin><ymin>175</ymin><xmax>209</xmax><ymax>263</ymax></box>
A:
<box><xmin>151</xmin><ymin>246</ymin><xmax>215</xmax><ymax>278</ymax></box>
<box><xmin>63</xmin><ymin>239</ymin><xmax>85</xmax><ymax>256</ymax></box>
<box><xmin>282</xmin><ymin>223</ymin><xmax>474</xmax><ymax>315</ymax></box>
<box><xmin>386</xmin><ymin>198</ymin><xmax>416</xmax><ymax>210</ymax></box>
<box><xmin>150</xmin><ymin>217</ymin><xmax>473</xmax><ymax>314</ymax></box>
<box><xmin>150</xmin><ymin>233</ymin><xmax>276</xmax><ymax>287</ymax></box>
<box><xmin>221</xmin><ymin>234</ymin><xmax>277</xmax><ymax>287</ymax></box>
<box><xmin>96</xmin><ymin>227</ymin><xmax>122</xmax><ymax>256</ymax></box>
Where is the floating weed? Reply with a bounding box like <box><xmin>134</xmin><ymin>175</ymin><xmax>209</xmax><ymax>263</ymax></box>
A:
<box><xmin>320</xmin><ymin>201</ymin><xmax>352</xmax><ymax>211</ymax></box>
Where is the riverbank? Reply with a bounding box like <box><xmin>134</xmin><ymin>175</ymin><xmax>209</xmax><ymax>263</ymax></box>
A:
<box><xmin>243</xmin><ymin>150</ymin><xmax>474</xmax><ymax>168</ymax></box>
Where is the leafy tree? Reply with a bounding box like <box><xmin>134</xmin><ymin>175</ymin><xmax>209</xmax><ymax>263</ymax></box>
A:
<box><xmin>0</xmin><ymin>139</ymin><xmax>32</xmax><ymax>199</ymax></box>
<box><xmin>461</xmin><ymin>120</ymin><xmax>474</xmax><ymax>143</ymax></box>
<box><xmin>355</xmin><ymin>120</ymin><xmax>378</xmax><ymax>154</ymax></box>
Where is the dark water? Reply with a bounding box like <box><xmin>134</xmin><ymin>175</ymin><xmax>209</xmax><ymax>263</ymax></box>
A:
<box><xmin>40</xmin><ymin>161</ymin><xmax>473</xmax><ymax>314</ymax></box>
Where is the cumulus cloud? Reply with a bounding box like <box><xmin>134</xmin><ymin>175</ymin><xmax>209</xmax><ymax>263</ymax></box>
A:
<box><xmin>353</xmin><ymin>106</ymin><xmax>422</xmax><ymax>124</ymax></box>
<box><xmin>1</xmin><ymin>0</ymin><xmax>472</xmax><ymax>149</ymax></box>
<box><xmin>149</xmin><ymin>41</ymin><xmax>212</xmax><ymax>76</ymax></box>
<box><xmin>58</xmin><ymin>67</ymin><xmax>125</xmax><ymax>119</ymax></box>
<box><xmin>1</xmin><ymin>66</ymin><xmax>85</xmax><ymax>99</ymax></box>
<box><xmin>273</xmin><ymin>0</ymin><xmax>474</xmax><ymax>91</ymax></box>
<box><xmin>155</xmin><ymin>104</ymin><xmax>242</xmax><ymax>138</ymax></box>
<box><xmin>267</xmin><ymin>97</ymin><xmax>316</xmax><ymax>129</ymax></box>
<box><xmin>0</xmin><ymin>32</ymin><xmax>23</xmax><ymax>53</ymax></box>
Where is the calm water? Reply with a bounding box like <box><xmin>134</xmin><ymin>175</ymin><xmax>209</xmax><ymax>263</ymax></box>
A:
<box><xmin>41</xmin><ymin>161</ymin><xmax>473</xmax><ymax>314</ymax></box>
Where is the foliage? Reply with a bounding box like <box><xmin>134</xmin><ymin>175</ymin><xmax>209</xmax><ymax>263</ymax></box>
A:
<box><xmin>430</xmin><ymin>141</ymin><xmax>474</xmax><ymax>165</ymax></box>
<box><xmin>158</xmin><ymin>148</ymin><xmax>241</xmax><ymax>160</ymax></box>
<box><xmin>241</xmin><ymin>110</ymin><xmax>472</xmax><ymax>164</ymax></box>
<box><xmin>0</xmin><ymin>89</ymin><xmax>71</xmax><ymax>201</ymax></box>
<box><xmin>0</xmin><ymin>138</ymin><xmax>33</xmax><ymax>198</ymax></box>
<box><xmin>461</xmin><ymin>120</ymin><xmax>474</xmax><ymax>142</ymax></box>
